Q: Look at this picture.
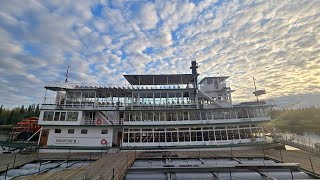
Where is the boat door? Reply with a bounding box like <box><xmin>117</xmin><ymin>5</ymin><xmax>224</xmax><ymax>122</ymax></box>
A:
<box><xmin>39</xmin><ymin>129</ymin><xmax>49</xmax><ymax>146</ymax></box>
<box><xmin>117</xmin><ymin>132</ymin><xmax>122</xmax><ymax>146</ymax></box>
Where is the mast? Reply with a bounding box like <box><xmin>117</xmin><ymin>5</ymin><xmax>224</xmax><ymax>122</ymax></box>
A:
<box><xmin>253</xmin><ymin>77</ymin><xmax>258</xmax><ymax>102</ymax></box>
<box><xmin>65</xmin><ymin>66</ymin><xmax>70</xmax><ymax>83</ymax></box>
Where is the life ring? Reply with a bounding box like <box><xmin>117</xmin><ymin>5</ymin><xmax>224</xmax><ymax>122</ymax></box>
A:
<box><xmin>101</xmin><ymin>139</ymin><xmax>107</xmax><ymax>145</ymax></box>
<box><xmin>96</xmin><ymin>119</ymin><xmax>102</xmax><ymax>125</ymax></box>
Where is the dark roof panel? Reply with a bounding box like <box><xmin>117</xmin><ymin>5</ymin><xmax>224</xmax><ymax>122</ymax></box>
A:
<box><xmin>124</xmin><ymin>74</ymin><xmax>198</xmax><ymax>85</ymax></box>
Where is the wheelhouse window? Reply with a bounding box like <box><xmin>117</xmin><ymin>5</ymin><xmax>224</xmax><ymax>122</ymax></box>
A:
<box><xmin>67</xmin><ymin>112</ymin><xmax>78</xmax><ymax>121</ymax></box>
<box><xmin>54</xmin><ymin>129</ymin><xmax>61</xmax><ymax>133</ymax></box>
<box><xmin>43</xmin><ymin>111</ymin><xmax>54</xmax><ymax>121</ymax></box>
<box><xmin>54</xmin><ymin>112</ymin><xmax>60</xmax><ymax>121</ymax></box>
<box><xmin>68</xmin><ymin>129</ymin><xmax>75</xmax><ymax>134</ymax></box>
<box><xmin>60</xmin><ymin>112</ymin><xmax>66</xmax><ymax>121</ymax></box>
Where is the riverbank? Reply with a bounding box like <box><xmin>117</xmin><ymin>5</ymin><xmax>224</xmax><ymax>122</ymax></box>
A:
<box><xmin>270</xmin><ymin>107</ymin><xmax>320</xmax><ymax>136</ymax></box>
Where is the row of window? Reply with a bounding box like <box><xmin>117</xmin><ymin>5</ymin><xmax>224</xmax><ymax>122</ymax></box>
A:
<box><xmin>54</xmin><ymin>128</ymin><xmax>108</xmax><ymax>134</ymax></box>
<box><xmin>122</xmin><ymin>126</ymin><xmax>263</xmax><ymax>143</ymax></box>
<box><xmin>123</xmin><ymin>108</ymin><xmax>269</xmax><ymax>122</ymax></box>
<box><xmin>65</xmin><ymin>91</ymin><xmax>196</xmax><ymax>105</ymax></box>
<box><xmin>43</xmin><ymin>111</ymin><xmax>79</xmax><ymax>121</ymax></box>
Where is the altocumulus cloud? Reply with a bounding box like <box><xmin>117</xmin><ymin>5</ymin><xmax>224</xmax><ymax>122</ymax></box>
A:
<box><xmin>0</xmin><ymin>0</ymin><xmax>319</xmax><ymax>108</ymax></box>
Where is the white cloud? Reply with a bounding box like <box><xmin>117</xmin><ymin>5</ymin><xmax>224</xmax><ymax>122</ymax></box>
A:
<box><xmin>0</xmin><ymin>0</ymin><xmax>319</xmax><ymax>108</ymax></box>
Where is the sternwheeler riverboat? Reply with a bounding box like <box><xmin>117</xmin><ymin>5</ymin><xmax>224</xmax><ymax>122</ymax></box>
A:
<box><xmin>37</xmin><ymin>61</ymin><xmax>273</xmax><ymax>152</ymax></box>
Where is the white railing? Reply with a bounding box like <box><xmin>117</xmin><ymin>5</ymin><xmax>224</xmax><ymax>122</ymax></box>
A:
<box><xmin>82</xmin><ymin>119</ymin><xmax>106</xmax><ymax>125</ymax></box>
<box><xmin>41</xmin><ymin>100</ymin><xmax>199</xmax><ymax>110</ymax></box>
<box><xmin>273</xmin><ymin>133</ymin><xmax>320</xmax><ymax>154</ymax></box>
<box><xmin>42</xmin><ymin>97</ymin><xmax>57</xmax><ymax>104</ymax></box>
<box><xmin>81</xmin><ymin>119</ymin><xmax>118</xmax><ymax>125</ymax></box>
<box><xmin>45</xmin><ymin>81</ymin><xmax>193</xmax><ymax>90</ymax></box>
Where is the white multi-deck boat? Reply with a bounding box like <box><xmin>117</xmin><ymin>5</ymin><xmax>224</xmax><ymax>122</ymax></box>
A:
<box><xmin>37</xmin><ymin>61</ymin><xmax>273</xmax><ymax>151</ymax></box>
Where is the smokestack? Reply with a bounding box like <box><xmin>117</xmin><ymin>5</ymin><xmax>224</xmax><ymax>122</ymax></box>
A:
<box><xmin>190</xmin><ymin>60</ymin><xmax>199</xmax><ymax>88</ymax></box>
<box><xmin>190</xmin><ymin>60</ymin><xmax>198</xmax><ymax>75</ymax></box>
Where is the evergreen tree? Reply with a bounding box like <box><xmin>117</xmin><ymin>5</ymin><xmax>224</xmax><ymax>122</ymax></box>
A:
<box><xmin>35</xmin><ymin>104</ymin><xmax>40</xmax><ymax>116</ymax></box>
<box><xmin>0</xmin><ymin>105</ymin><xmax>3</xmax><ymax>114</ymax></box>
<box><xmin>19</xmin><ymin>105</ymin><xmax>25</xmax><ymax>115</ymax></box>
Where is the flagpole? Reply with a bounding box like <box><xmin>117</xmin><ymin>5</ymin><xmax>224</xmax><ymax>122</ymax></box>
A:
<box><xmin>65</xmin><ymin>66</ymin><xmax>70</xmax><ymax>83</ymax></box>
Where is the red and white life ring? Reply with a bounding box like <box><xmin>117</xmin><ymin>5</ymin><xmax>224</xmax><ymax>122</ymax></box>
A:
<box><xmin>101</xmin><ymin>139</ymin><xmax>107</xmax><ymax>145</ymax></box>
<box><xmin>96</xmin><ymin>119</ymin><xmax>102</xmax><ymax>125</ymax></box>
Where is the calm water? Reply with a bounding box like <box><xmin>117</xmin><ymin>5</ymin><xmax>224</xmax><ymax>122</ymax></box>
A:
<box><xmin>303</xmin><ymin>132</ymin><xmax>320</xmax><ymax>141</ymax></box>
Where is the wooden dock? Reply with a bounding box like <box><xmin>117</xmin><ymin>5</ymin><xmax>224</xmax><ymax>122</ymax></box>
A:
<box><xmin>2</xmin><ymin>149</ymin><xmax>319</xmax><ymax>180</ymax></box>
<box><xmin>16</xmin><ymin>151</ymin><xmax>137</xmax><ymax>180</ymax></box>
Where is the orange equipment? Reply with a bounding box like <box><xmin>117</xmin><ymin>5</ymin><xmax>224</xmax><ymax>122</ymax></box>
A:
<box><xmin>10</xmin><ymin>117</ymin><xmax>41</xmax><ymax>141</ymax></box>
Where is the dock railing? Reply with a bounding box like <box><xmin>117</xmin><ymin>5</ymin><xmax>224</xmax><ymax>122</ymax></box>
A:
<box><xmin>272</xmin><ymin>133</ymin><xmax>320</xmax><ymax>154</ymax></box>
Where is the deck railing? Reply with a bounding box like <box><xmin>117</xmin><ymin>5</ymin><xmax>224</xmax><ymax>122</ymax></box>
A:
<box><xmin>272</xmin><ymin>133</ymin><xmax>320</xmax><ymax>154</ymax></box>
<box><xmin>45</xmin><ymin>81</ymin><xmax>193</xmax><ymax>90</ymax></box>
<box><xmin>42</xmin><ymin>101</ymin><xmax>199</xmax><ymax>110</ymax></box>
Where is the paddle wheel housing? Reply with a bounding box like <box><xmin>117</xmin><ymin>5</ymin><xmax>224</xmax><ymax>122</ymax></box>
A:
<box><xmin>11</xmin><ymin>117</ymin><xmax>41</xmax><ymax>141</ymax></box>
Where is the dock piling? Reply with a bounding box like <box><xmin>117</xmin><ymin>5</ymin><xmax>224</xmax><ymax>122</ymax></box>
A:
<box><xmin>39</xmin><ymin>159</ymin><xmax>42</xmax><ymax>173</ymax></box>
<box><xmin>13</xmin><ymin>153</ymin><xmax>17</xmax><ymax>168</ymax></box>
<box><xmin>280</xmin><ymin>150</ymin><xmax>283</xmax><ymax>162</ymax></box>
<box><xmin>4</xmin><ymin>164</ymin><xmax>9</xmax><ymax>180</ymax></box>
<box><xmin>309</xmin><ymin>156</ymin><xmax>315</xmax><ymax>173</ymax></box>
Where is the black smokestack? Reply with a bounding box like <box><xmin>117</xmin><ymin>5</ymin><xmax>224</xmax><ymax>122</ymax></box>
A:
<box><xmin>190</xmin><ymin>60</ymin><xmax>198</xmax><ymax>75</ymax></box>
<box><xmin>190</xmin><ymin>60</ymin><xmax>199</xmax><ymax>88</ymax></box>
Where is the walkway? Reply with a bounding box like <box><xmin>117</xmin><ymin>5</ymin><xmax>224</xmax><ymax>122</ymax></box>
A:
<box><xmin>2</xmin><ymin>149</ymin><xmax>319</xmax><ymax>179</ymax></box>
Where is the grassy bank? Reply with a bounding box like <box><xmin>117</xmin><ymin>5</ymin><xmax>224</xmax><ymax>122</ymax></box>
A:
<box><xmin>270</xmin><ymin>107</ymin><xmax>320</xmax><ymax>135</ymax></box>
<box><xmin>0</xmin><ymin>125</ymin><xmax>12</xmax><ymax>129</ymax></box>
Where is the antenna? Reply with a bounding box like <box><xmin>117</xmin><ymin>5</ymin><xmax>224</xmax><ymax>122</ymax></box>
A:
<box><xmin>65</xmin><ymin>66</ymin><xmax>70</xmax><ymax>83</ymax></box>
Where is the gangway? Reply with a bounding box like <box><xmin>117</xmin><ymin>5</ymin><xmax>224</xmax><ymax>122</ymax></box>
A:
<box><xmin>263</xmin><ymin>125</ymin><xmax>320</xmax><ymax>155</ymax></box>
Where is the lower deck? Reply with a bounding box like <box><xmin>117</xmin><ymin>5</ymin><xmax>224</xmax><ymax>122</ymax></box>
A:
<box><xmin>38</xmin><ymin>124</ymin><xmax>264</xmax><ymax>149</ymax></box>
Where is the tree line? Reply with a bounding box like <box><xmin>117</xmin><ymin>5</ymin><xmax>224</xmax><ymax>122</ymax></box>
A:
<box><xmin>271</xmin><ymin>106</ymin><xmax>320</xmax><ymax>121</ymax></box>
<box><xmin>0</xmin><ymin>104</ymin><xmax>40</xmax><ymax>125</ymax></box>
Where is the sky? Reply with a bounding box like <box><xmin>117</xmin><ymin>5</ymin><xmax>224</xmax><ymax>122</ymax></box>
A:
<box><xmin>0</xmin><ymin>0</ymin><xmax>319</xmax><ymax>108</ymax></box>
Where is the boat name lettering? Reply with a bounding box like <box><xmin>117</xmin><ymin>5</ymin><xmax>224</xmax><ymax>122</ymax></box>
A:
<box><xmin>55</xmin><ymin>139</ymin><xmax>79</xmax><ymax>144</ymax></box>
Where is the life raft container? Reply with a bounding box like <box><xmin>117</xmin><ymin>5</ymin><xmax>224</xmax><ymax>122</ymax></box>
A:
<box><xmin>101</xmin><ymin>139</ymin><xmax>107</xmax><ymax>145</ymax></box>
<box><xmin>96</xmin><ymin>119</ymin><xmax>102</xmax><ymax>125</ymax></box>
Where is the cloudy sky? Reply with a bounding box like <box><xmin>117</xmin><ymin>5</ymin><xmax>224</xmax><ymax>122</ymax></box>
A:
<box><xmin>0</xmin><ymin>0</ymin><xmax>319</xmax><ymax>108</ymax></box>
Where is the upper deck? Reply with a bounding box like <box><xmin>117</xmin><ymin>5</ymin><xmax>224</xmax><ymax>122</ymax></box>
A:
<box><xmin>41</xmin><ymin>61</ymin><xmax>268</xmax><ymax>111</ymax></box>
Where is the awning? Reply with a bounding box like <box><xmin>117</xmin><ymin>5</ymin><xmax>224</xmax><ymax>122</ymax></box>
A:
<box><xmin>124</xmin><ymin>74</ymin><xmax>198</xmax><ymax>85</ymax></box>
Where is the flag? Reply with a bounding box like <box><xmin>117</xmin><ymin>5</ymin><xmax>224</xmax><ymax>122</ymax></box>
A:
<box><xmin>253</xmin><ymin>89</ymin><xmax>266</xmax><ymax>96</ymax></box>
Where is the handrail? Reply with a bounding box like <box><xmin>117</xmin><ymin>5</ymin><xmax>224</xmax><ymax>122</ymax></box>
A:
<box><xmin>44</xmin><ymin>81</ymin><xmax>193</xmax><ymax>90</ymax></box>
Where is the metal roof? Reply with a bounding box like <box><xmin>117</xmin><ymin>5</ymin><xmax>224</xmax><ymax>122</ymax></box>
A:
<box><xmin>199</xmin><ymin>76</ymin><xmax>229</xmax><ymax>84</ymax></box>
<box><xmin>124</xmin><ymin>74</ymin><xmax>198</xmax><ymax>85</ymax></box>
<box><xmin>125</xmin><ymin>158</ymin><xmax>317</xmax><ymax>180</ymax></box>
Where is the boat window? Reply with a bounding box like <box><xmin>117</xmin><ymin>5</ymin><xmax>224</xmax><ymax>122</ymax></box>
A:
<box><xmin>101</xmin><ymin>129</ymin><xmax>108</xmax><ymax>134</ymax></box>
<box><xmin>123</xmin><ymin>132</ymin><xmax>128</xmax><ymax>142</ymax></box>
<box><xmin>166</xmin><ymin>128</ymin><xmax>176</xmax><ymax>131</ymax></box>
<box><xmin>60</xmin><ymin>112</ymin><xmax>66</xmax><ymax>121</ymax></box>
<box><xmin>239</xmin><ymin>125</ymin><xmax>249</xmax><ymax>128</ymax></box>
<box><xmin>43</xmin><ymin>111</ymin><xmax>54</xmax><ymax>121</ymax></box>
<box><xmin>81</xmin><ymin>129</ymin><xmax>88</xmax><ymax>134</ymax></box>
<box><xmin>54</xmin><ymin>129</ymin><xmax>61</xmax><ymax>133</ymax></box>
<box><xmin>68</xmin><ymin>129</ymin><xmax>75</xmax><ymax>134</ymax></box>
<box><xmin>67</xmin><ymin>112</ymin><xmax>78</xmax><ymax>121</ymax></box>
<box><xmin>54</xmin><ymin>112</ymin><xmax>60</xmax><ymax>121</ymax></box>
<box><xmin>207</xmin><ymin>78</ymin><xmax>213</xmax><ymax>84</ymax></box>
